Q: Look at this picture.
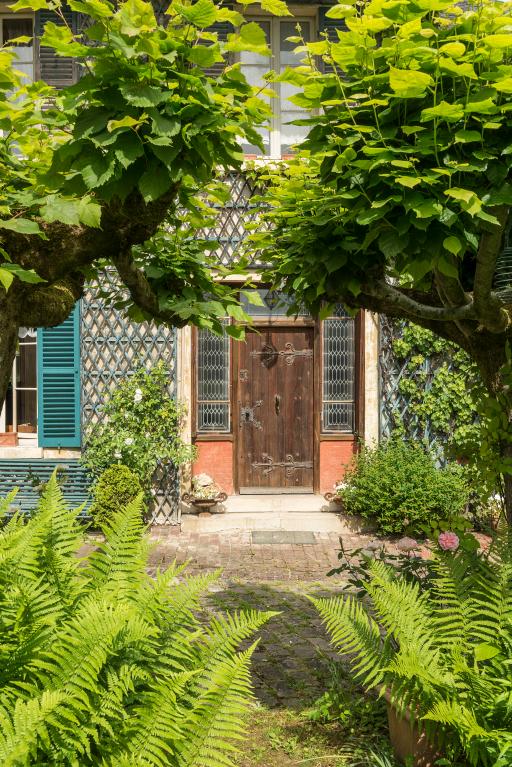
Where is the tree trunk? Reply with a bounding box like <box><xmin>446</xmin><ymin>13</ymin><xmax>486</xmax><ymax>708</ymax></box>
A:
<box><xmin>0</xmin><ymin>311</ymin><xmax>18</xmax><ymax>415</ymax></box>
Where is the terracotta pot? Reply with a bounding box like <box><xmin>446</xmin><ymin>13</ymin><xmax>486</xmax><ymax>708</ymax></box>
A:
<box><xmin>386</xmin><ymin>700</ymin><xmax>443</xmax><ymax>767</ymax></box>
<box><xmin>0</xmin><ymin>432</ymin><xmax>18</xmax><ymax>446</ymax></box>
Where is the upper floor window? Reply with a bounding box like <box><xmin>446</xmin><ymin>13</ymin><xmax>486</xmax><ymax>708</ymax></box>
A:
<box><xmin>240</xmin><ymin>16</ymin><xmax>312</xmax><ymax>159</ymax></box>
<box><xmin>1</xmin><ymin>16</ymin><xmax>34</xmax><ymax>83</ymax></box>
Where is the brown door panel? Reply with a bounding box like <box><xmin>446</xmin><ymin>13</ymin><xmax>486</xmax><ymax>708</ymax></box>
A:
<box><xmin>238</xmin><ymin>328</ymin><xmax>314</xmax><ymax>493</ymax></box>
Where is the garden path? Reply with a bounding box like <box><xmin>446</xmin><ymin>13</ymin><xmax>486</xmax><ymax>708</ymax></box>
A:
<box><xmin>147</xmin><ymin>528</ymin><xmax>397</xmax><ymax>766</ymax></box>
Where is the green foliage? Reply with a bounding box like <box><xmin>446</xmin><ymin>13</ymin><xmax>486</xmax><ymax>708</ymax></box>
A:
<box><xmin>388</xmin><ymin>322</ymin><xmax>481</xmax><ymax>458</ymax></box>
<box><xmin>312</xmin><ymin>535</ymin><xmax>512</xmax><ymax>766</ymax></box>
<box><xmin>254</xmin><ymin>0</ymin><xmax>512</xmax><ymax>310</ymax></box>
<box><xmin>0</xmin><ymin>0</ymin><xmax>277</xmax><ymax>335</ymax></box>
<box><xmin>0</xmin><ymin>472</ymin><xmax>274</xmax><ymax>765</ymax></box>
<box><xmin>340</xmin><ymin>438</ymin><xmax>470</xmax><ymax>535</ymax></box>
<box><xmin>90</xmin><ymin>464</ymin><xmax>143</xmax><ymax>528</ymax></box>
<box><xmin>82</xmin><ymin>363</ymin><xmax>195</xmax><ymax>491</ymax></box>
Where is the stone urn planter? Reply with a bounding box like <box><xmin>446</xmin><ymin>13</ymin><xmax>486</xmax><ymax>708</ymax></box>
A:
<box><xmin>323</xmin><ymin>491</ymin><xmax>344</xmax><ymax>508</ymax></box>
<box><xmin>181</xmin><ymin>492</ymin><xmax>228</xmax><ymax>511</ymax></box>
<box><xmin>182</xmin><ymin>473</ymin><xmax>227</xmax><ymax>513</ymax></box>
<box><xmin>385</xmin><ymin>693</ymin><xmax>443</xmax><ymax>767</ymax></box>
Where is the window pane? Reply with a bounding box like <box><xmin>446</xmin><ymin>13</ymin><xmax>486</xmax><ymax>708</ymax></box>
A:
<box><xmin>17</xmin><ymin>343</ymin><xmax>37</xmax><ymax>388</ymax></box>
<box><xmin>2</xmin><ymin>18</ymin><xmax>33</xmax><ymax>44</ymax></box>
<box><xmin>240</xmin><ymin>21</ymin><xmax>271</xmax><ymax>156</ymax></box>
<box><xmin>280</xmin><ymin>21</ymin><xmax>311</xmax><ymax>154</ymax></box>
<box><xmin>197</xmin><ymin>327</ymin><xmax>230</xmax><ymax>432</ymax></box>
<box><xmin>240</xmin><ymin>289</ymin><xmax>310</xmax><ymax>318</ymax></box>
<box><xmin>322</xmin><ymin>314</ymin><xmax>355</xmax><ymax>433</ymax></box>
<box><xmin>17</xmin><ymin>389</ymin><xmax>37</xmax><ymax>430</ymax></box>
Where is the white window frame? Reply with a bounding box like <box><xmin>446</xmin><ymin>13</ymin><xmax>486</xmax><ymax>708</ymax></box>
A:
<box><xmin>241</xmin><ymin>14</ymin><xmax>314</xmax><ymax>159</ymax></box>
<box><xmin>0</xmin><ymin>328</ymin><xmax>38</xmax><ymax>442</ymax></box>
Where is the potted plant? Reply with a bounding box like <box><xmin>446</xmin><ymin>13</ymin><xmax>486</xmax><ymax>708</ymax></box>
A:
<box><xmin>311</xmin><ymin>531</ymin><xmax>512</xmax><ymax>766</ymax></box>
<box><xmin>182</xmin><ymin>473</ymin><xmax>228</xmax><ymax>511</ymax></box>
<box><xmin>324</xmin><ymin>480</ymin><xmax>346</xmax><ymax>507</ymax></box>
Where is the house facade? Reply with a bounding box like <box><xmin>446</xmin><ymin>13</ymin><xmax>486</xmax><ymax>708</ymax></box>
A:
<box><xmin>0</xmin><ymin>2</ymin><xmax>382</xmax><ymax>519</ymax></box>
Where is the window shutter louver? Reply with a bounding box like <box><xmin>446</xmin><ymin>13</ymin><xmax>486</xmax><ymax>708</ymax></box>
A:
<box><xmin>35</xmin><ymin>6</ymin><xmax>79</xmax><ymax>87</ymax></box>
<box><xmin>319</xmin><ymin>6</ymin><xmax>347</xmax><ymax>74</ymax></box>
<box><xmin>204</xmin><ymin>7</ymin><xmax>233</xmax><ymax>77</ymax></box>
<box><xmin>37</xmin><ymin>304</ymin><xmax>81</xmax><ymax>448</ymax></box>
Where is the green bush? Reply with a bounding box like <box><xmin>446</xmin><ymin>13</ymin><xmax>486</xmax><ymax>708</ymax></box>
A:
<box><xmin>313</xmin><ymin>532</ymin><xmax>512</xmax><ymax>766</ymax></box>
<box><xmin>340</xmin><ymin>438</ymin><xmax>470</xmax><ymax>535</ymax></box>
<box><xmin>90</xmin><ymin>464</ymin><xmax>142</xmax><ymax>528</ymax></box>
<box><xmin>0</xmin><ymin>474</ymin><xmax>274</xmax><ymax>766</ymax></box>
<box><xmin>82</xmin><ymin>362</ymin><xmax>196</xmax><ymax>493</ymax></box>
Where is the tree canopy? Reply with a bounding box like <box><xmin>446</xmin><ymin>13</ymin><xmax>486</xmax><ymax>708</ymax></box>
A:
<box><xmin>253</xmin><ymin>0</ymin><xmax>512</xmax><ymax>517</ymax></box>
<box><xmin>257</xmin><ymin>0</ymin><xmax>512</xmax><ymax>387</ymax></box>
<box><xmin>0</xmin><ymin>0</ymin><xmax>273</xmax><ymax>404</ymax></box>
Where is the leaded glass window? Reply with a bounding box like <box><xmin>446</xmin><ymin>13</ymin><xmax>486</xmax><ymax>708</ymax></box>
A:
<box><xmin>196</xmin><ymin>327</ymin><xmax>230</xmax><ymax>432</ymax></box>
<box><xmin>322</xmin><ymin>310</ymin><xmax>355</xmax><ymax>432</ymax></box>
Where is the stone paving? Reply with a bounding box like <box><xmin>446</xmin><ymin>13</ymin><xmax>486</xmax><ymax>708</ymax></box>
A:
<box><xmin>148</xmin><ymin>527</ymin><xmax>372</xmax><ymax>581</ymax></box>
<box><xmin>147</xmin><ymin>525</ymin><xmax>376</xmax><ymax>709</ymax></box>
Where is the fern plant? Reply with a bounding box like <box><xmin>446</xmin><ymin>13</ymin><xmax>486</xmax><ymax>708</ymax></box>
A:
<box><xmin>312</xmin><ymin>536</ymin><xmax>512</xmax><ymax>767</ymax></box>
<box><xmin>0</xmin><ymin>473</ymin><xmax>275</xmax><ymax>766</ymax></box>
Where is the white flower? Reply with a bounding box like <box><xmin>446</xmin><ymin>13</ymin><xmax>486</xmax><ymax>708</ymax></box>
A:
<box><xmin>125</xmin><ymin>437</ymin><xmax>134</xmax><ymax>446</ymax></box>
<box><xmin>134</xmin><ymin>388</ymin><xmax>143</xmax><ymax>404</ymax></box>
<box><xmin>114</xmin><ymin>451</ymin><xmax>122</xmax><ymax>460</ymax></box>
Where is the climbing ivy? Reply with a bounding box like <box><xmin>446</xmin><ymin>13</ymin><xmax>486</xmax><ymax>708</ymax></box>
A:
<box><xmin>388</xmin><ymin>321</ymin><xmax>482</xmax><ymax>460</ymax></box>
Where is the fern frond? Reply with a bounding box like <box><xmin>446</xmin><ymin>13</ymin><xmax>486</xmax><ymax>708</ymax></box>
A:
<box><xmin>311</xmin><ymin>594</ymin><xmax>388</xmax><ymax>690</ymax></box>
<box><xmin>176</xmin><ymin>645</ymin><xmax>258</xmax><ymax>767</ymax></box>
<box><xmin>0</xmin><ymin>690</ymin><xmax>67</xmax><ymax>766</ymax></box>
<box><xmin>86</xmin><ymin>494</ymin><xmax>149</xmax><ymax>599</ymax></box>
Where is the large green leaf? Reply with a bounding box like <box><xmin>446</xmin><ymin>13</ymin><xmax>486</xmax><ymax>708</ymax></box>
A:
<box><xmin>175</xmin><ymin>0</ymin><xmax>217</xmax><ymax>27</ymax></box>
<box><xmin>389</xmin><ymin>67</ymin><xmax>433</xmax><ymax>98</ymax></box>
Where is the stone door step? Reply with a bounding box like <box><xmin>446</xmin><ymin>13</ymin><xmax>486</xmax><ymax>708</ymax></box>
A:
<box><xmin>223</xmin><ymin>494</ymin><xmax>329</xmax><ymax>514</ymax></box>
<box><xmin>180</xmin><ymin>511</ymin><xmax>349</xmax><ymax>534</ymax></box>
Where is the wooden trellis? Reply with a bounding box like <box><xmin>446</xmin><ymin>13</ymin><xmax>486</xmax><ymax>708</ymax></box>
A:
<box><xmin>80</xmin><ymin>271</ymin><xmax>179</xmax><ymax>524</ymax></box>
<box><xmin>379</xmin><ymin>315</ymin><xmax>451</xmax><ymax>461</ymax></box>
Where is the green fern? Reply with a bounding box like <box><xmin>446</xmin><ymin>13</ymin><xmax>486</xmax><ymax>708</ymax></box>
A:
<box><xmin>0</xmin><ymin>472</ymin><xmax>273</xmax><ymax>766</ymax></box>
<box><xmin>313</xmin><ymin>537</ymin><xmax>512</xmax><ymax>766</ymax></box>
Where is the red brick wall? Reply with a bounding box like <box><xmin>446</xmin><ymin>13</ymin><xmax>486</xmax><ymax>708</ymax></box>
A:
<box><xmin>193</xmin><ymin>441</ymin><xmax>234</xmax><ymax>495</ymax></box>
<box><xmin>319</xmin><ymin>440</ymin><xmax>357</xmax><ymax>494</ymax></box>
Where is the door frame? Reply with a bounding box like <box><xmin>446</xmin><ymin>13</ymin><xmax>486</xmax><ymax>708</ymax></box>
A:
<box><xmin>233</xmin><ymin>318</ymin><xmax>317</xmax><ymax>493</ymax></box>
<box><xmin>192</xmin><ymin>311</ymin><xmax>365</xmax><ymax>496</ymax></box>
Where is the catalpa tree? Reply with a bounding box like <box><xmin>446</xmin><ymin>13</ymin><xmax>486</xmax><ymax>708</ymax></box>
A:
<box><xmin>0</xmin><ymin>0</ymin><xmax>277</xmax><ymax>407</ymax></box>
<box><xmin>256</xmin><ymin>0</ymin><xmax>512</xmax><ymax>519</ymax></box>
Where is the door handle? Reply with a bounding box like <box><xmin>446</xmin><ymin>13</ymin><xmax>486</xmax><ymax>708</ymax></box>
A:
<box><xmin>275</xmin><ymin>394</ymin><xmax>281</xmax><ymax>415</ymax></box>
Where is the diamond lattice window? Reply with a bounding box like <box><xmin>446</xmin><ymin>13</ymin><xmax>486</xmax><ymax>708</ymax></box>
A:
<box><xmin>196</xmin><ymin>327</ymin><xmax>230</xmax><ymax>432</ymax></box>
<box><xmin>322</xmin><ymin>310</ymin><xmax>355</xmax><ymax>433</ymax></box>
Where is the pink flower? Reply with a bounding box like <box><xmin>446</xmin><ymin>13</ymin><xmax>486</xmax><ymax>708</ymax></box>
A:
<box><xmin>438</xmin><ymin>531</ymin><xmax>459</xmax><ymax>551</ymax></box>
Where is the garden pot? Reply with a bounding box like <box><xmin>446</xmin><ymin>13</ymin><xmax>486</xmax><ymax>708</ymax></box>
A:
<box><xmin>323</xmin><ymin>492</ymin><xmax>344</xmax><ymax>508</ymax></box>
<box><xmin>386</xmin><ymin>699</ymin><xmax>443</xmax><ymax>767</ymax></box>
<box><xmin>0</xmin><ymin>432</ymin><xmax>18</xmax><ymax>446</ymax></box>
<box><xmin>181</xmin><ymin>492</ymin><xmax>228</xmax><ymax>512</ymax></box>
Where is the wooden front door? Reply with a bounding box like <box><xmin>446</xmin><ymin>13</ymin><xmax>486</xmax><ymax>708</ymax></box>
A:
<box><xmin>237</xmin><ymin>327</ymin><xmax>314</xmax><ymax>493</ymax></box>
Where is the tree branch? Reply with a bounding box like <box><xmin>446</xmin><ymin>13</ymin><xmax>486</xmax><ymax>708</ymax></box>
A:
<box><xmin>113</xmin><ymin>250</ymin><xmax>187</xmax><ymax>328</ymax></box>
<box><xmin>473</xmin><ymin>206</ymin><xmax>510</xmax><ymax>333</ymax></box>
<box><xmin>362</xmin><ymin>279</ymin><xmax>477</xmax><ymax>323</ymax></box>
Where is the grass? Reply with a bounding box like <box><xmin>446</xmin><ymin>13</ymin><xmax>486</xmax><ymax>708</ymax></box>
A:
<box><xmin>240</xmin><ymin>666</ymin><xmax>397</xmax><ymax>767</ymax></box>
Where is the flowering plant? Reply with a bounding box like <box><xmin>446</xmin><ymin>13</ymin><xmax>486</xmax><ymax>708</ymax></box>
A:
<box><xmin>190</xmin><ymin>474</ymin><xmax>222</xmax><ymax>500</ymax></box>
<box><xmin>82</xmin><ymin>363</ymin><xmax>196</xmax><ymax>493</ymax></box>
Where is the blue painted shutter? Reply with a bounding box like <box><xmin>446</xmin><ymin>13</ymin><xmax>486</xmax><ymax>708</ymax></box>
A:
<box><xmin>37</xmin><ymin>305</ymin><xmax>81</xmax><ymax>448</ymax></box>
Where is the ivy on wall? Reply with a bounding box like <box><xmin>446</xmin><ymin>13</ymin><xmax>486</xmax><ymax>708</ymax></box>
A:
<box><xmin>387</xmin><ymin>321</ymin><xmax>482</xmax><ymax>461</ymax></box>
